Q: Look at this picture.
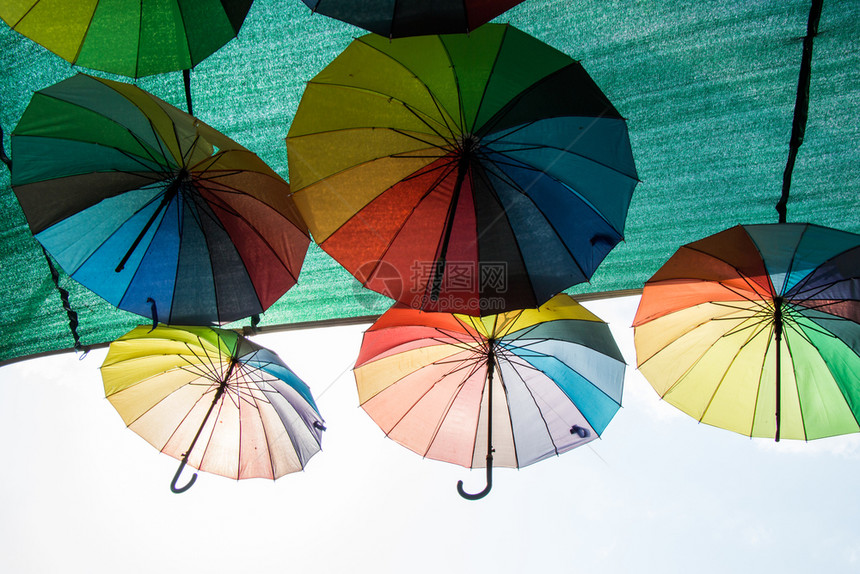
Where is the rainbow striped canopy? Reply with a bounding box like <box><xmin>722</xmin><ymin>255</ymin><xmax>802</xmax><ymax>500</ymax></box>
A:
<box><xmin>354</xmin><ymin>294</ymin><xmax>625</xmax><ymax>471</ymax></box>
<box><xmin>102</xmin><ymin>324</ymin><xmax>324</xmax><ymax>486</ymax></box>
<box><xmin>634</xmin><ymin>223</ymin><xmax>860</xmax><ymax>440</ymax></box>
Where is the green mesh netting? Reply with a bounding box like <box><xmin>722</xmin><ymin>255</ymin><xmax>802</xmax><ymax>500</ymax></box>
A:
<box><xmin>1</xmin><ymin>0</ymin><xmax>858</xmax><ymax>364</ymax></box>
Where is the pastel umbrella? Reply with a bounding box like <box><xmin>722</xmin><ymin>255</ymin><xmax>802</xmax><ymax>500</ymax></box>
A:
<box><xmin>354</xmin><ymin>293</ymin><xmax>625</xmax><ymax>499</ymax></box>
<box><xmin>101</xmin><ymin>324</ymin><xmax>325</xmax><ymax>492</ymax></box>
<box><xmin>633</xmin><ymin>223</ymin><xmax>860</xmax><ymax>441</ymax></box>
<box><xmin>0</xmin><ymin>0</ymin><xmax>253</xmax><ymax>78</ymax></box>
<box><xmin>11</xmin><ymin>73</ymin><xmax>309</xmax><ymax>326</ymax></box>
<box><xmin>287</xmin><ymin>24</ymin><xmax>638</xmax><ymax>316</ymax></box>
<box><xmin>299</xmin><ymin>0</ymin><xmax>524</xmax><ymax>38</ymax></box>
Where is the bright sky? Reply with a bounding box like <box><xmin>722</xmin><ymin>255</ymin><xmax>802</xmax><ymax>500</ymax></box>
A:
<box><xmin>1</xmin><ymin>295</ymin><xmax>858</xmax><ymax>573</ymax></box>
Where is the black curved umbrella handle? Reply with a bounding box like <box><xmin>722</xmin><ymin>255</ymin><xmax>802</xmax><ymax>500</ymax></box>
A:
<box><xmin>457</xmin><ymin>453</ymin><xmax>493</xmax><ymax>501</ymax></box>
<box><xmin>170</xmin><ymin>457</ymin><xmax>198</xmax><ymax>494</ymax></box>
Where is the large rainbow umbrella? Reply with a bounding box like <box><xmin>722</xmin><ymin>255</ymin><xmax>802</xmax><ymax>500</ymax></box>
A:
<box><xmin>12</xmin><ymin>74</ymin><xmax>309</xmax><ymax>326</ymax></box>
<box><xmin>287</xmin><ymin>24</ymin><xmax>638</xmax><ymax>316</ymax></box>
<box><xmin>354</xmin><ymin>293</ymin><xmax>625</xmax><ymax>499</ymax></box>
<box><xmin>102</xmin><ymin>324</ymin><xmax>325</xmax><ymax>492</ymax></box>
<box><xmin>633</xmin><ymin>223</ymin><xmax>860</xmax><ymax>441</ymax></box>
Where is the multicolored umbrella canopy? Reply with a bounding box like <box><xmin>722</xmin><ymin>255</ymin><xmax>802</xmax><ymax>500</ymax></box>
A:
<box><xmin>102</xmin><ymin>324</ymin><xmax>325</xmax><ymax>492</ymax></box>
<box><xmin>12</xmin><ymin>73</ymin><xmax>309</xmax><ymax>326</ymax></box>
<box><xmin>299</xmin><ymin>0</ymin><xmax>524</xmax><ymax>38</ymax></box>
<box><xmin>633</xmin><ymin>223</ymin><xmax>860</xmax><ymax>441</ymax></box>
<box><xmin>354</xmin><ymin>293</ymin><xmax>625</xmax><ymax>498</ymax></box>
<box><xmin>0</xmin><ymin>0</ymin><xmax>253</xmax><ymax>78</ymax></box>
<box><xmin>287</xmin><ymin>24</ymin><xmax>638</xmax><ymax>316</ymax></box>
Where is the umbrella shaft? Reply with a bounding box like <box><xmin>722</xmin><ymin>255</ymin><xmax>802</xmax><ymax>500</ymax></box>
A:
<box><xmin>181</xmin><ymin>360</ymin><xmax>234</xmax><ymax>464</ymax></box>
<box><xmin>431</xmin><ymin>154</ymin><xmax>470</xmax><ymax>300</ymax></box>
<box><xmin>485</xmin><ymin>344</ymin><xmax>496</xmax><ymax>462</ymax></box>
<box><xmin>774</xmin><ymin>300</ymin><xmax>783</xmax><ymax>442</ymax></box>
<box><xmin>115</xmin><ymin>179</ymin><xmax>181</xmax><ymax>272</ymax></box>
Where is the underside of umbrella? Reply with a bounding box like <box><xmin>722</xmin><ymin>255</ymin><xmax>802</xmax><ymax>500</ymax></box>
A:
<box><xmin>1</xmin><ymin>0</ymin><xmax>253</xmax><ymax>77</ymax></box>
<box><xmin>288</xmin><ymin>25</ymin><xmax>638</xmax><ymax>315</ymax></box>
<box><xmin>354</xmin><ymin>294</ymin><xmax>625</xmax><ymax>497</ymax></box>
<box><xmin>12</xmin><ymin>74</ymin><xmax>309</xmax><ymax>326</ymax></box>
<box><xmin>102</xmin><ymin>325</ymin><xmax>325</xmax><ymax>491</ymax></box>
<box><xmin>634</xmin><ymin>223</ymin><xmax>860</xmax><ymax>441</ymax></box>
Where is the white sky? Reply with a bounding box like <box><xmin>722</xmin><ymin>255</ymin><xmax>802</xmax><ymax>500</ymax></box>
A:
<box><xmin>1</xmin><ymin>295</ymin><xmax>858</xmax><ymax>573</ymax></box>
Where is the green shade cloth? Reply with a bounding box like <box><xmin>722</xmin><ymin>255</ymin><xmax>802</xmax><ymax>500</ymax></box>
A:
<box><xmin>1</xmin><ymin>0</ymin><xmax>859</xmax><ymax>363</ymax></box>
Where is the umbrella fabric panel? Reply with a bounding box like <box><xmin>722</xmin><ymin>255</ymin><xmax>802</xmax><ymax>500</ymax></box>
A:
<box><xmin>355</xmin><ymin>343</ymin><xmax>475</xmax><ymax>404</ymax></box>
<box><xmin>790</xmin><ymin>248</ymin><xmax>860</xmax><ymax>321</ymax></box>
<box><xmin>361</xmin><ymin>349</ymin><xmax>486</xmax><ymax>466</ymax></box>
<box><xmin>496</xmin><ymin>358</ymin><xmax>598</xmax><ymax>468</ymax></box>
<box><xmin>507</xmin><ymin>337</ymin><xmax>625</xmax><ymax>407</ymax></box>
<box><xmin>489</xmin><ymin>118</ymin><xmax>637</xmax><ymax>233</ymax></box>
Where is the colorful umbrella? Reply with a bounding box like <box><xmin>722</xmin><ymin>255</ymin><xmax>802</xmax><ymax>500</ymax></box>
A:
<box><xmin>0</xmin><ymin>0</ymin><xmax>252</xmax><ymax>78</ymax></box>
<box><xmin>102</xmin><ymin>324</ymin><xmax>325</xmax><ymax>492</ymax></box>
<box><xmin>299</xmin><ymin>0</ymin><xmax>524</xmax><ymax>38</ymax></box>
<box><xmin>287</xmin><ymin>24</ymin><xmax>638</xmax><ymax>316</ymax></box>
<box><xmin>354</xmin><ymin>293</ymin><xmax>625</xmax><ymax>499</ymax></box>
<box><xmin>12</xmin><ymin>73</ymin><xmax>309</xmax><ymax>326</ymax></box>
<box><xmin>633</xmin><ymin>223</ymin><xmax>860</xmax><ymax>441</ymax></box>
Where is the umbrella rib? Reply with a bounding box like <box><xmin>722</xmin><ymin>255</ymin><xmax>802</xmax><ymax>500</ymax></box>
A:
<box><xmin>378</xmin><ymin>351</ymin><xmax>484</xmax><ymax>456</ymax></box>
<box><xmin>189</xmin><ymin>182</ymin><xmax>303</xmax><ymax>284</ymax></box>
<box><xmin>681</xmin><ymin>244</ymin><xmax>777</xmax><ymax>302</ymax></box>
<box><xmin>474</xmin><ymin>158</ymin><xmax>594</xmax><ymax>284</ymax></box>
<box><xmin>422</xmin><ymin>357</ymin><xmax>488</xmax><ymax>463</ymax></box>
<box><xmin>485</xmin><ymin>142</ymin><xmax>640</xmax><ymax>183</ymax></box>
<box><xmin>789</xmin><ymin>277</ymin><xmax>853</xmax><ymax>303</ymax></box>
<box><xmin>781</xmin><ymin>330</ymin><xmax>811</xmax><ymax>440</ymax></box>
<box><xmin>690</xmin><ymin>321</ymin><xmax>771</xmax><ymax>428</ymax></box>
<box><xmin>467</xmin><ymin>25</ymin><xmax>508</xmax><ymax>135</ymax></box>
<box><xmin>354</xmin><ymin>160</ymin><xmax>460</xmax><ymax>295</ymax></box>
<box><xmin>503</xmin><ymin>358</ymin><xmax>556</xmax><ymax>462</ymax></box>
<box><xmin>305</xmin><ymin>79</ymin><xmax>454</xmax><ymax>138</ymax></box>
<box><xmin>125</xmin><ymin>121</ymin><xmax>177</xmax><ymax>172</ymax></box>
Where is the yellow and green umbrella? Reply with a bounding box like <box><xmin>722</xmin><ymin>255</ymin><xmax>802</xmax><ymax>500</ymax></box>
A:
<box><xmin>633</xmin><ymin>223</ymin><xmax>860</xmax><ymax>441</ymax></box>
<box><xmin>102</xmin><ymin>324</ymin><xmax>325</xmax><ymax>492</ymax></box>
<box><xmin>354</xmin><ymin>294</ymin><xmax>625</xmax><ymax>499</ymax></box>
<box><xmin>1</xmin><ymin>0</ymin><xmax>253</xmax><ymax>78</ymax></box>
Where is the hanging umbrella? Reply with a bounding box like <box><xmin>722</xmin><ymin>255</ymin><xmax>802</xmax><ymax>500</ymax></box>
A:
<box><xmin>0</xmin><ymin>0</ymin><xmax>253</xmax><ymax>113</ymax></box>
<box><xmin>11</xmin><ymin>73</ymin><xmax>309</xmax><ymax>326</ymax></box>
<box><xmin>633</xmin><ymin>223</ymin><xmax>860</xmax><ymax>441</ymax></box>
<box><xmin>287</xmin><ymin>24</ymin><xmax>638</xmax><ymax>316</ymax></box>
<box><xmin>299</xmin><ymin>0</ymin><xmax>524</xmax><ymax>38</ymax></box>
<box><xmin>354</xmin><ymin>293</ymin><xmax>625</xmax><ymax>499</ymax></box>
<box><xmin>0</xmin><ymin>0</ymin><xmax>252</xmax><ymax>78</ymax></box>
<box><xmin>102</xmin><ymin>324</ymin><xmax>325</xmax><ymax>492</ymax></box>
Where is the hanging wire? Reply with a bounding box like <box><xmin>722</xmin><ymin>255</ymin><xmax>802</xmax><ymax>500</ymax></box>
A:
<box><xmin>776</xmin><ymin>0</ymin><xmax>824</xmax><ymax>223</ymax></box>
<box><xmin>0</xmin><ymin>123</ymin><xmax>10</xmax><ymax>169</ymax></box>
<box><xmin>41</xmin><ymin>247</ymin><xmax>83</xmax><ymax>353</ymax></box>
